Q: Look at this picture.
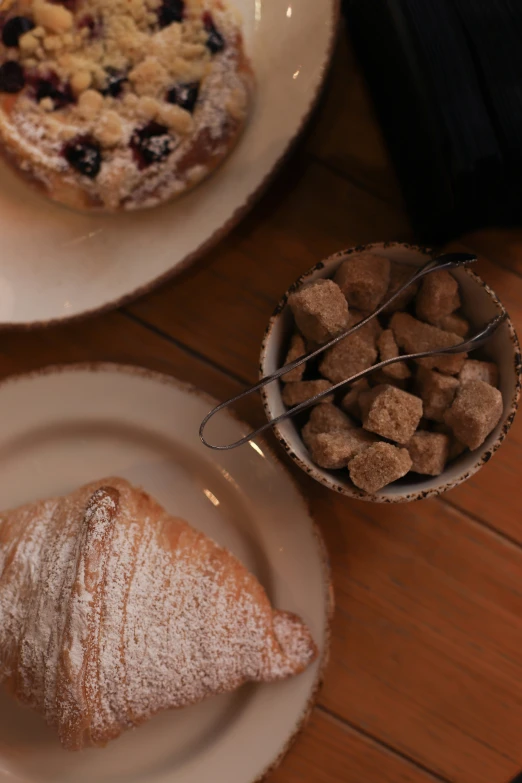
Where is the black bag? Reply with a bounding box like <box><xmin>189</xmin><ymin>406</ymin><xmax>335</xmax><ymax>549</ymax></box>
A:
<box><xmin>343</xmin><ymin>0</ymin><xmax>522</xmax><ymax>243</ymax></box>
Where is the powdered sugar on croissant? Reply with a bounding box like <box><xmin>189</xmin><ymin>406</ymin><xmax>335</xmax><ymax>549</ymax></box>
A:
<box><xmin>0</xmin><ymin>478</ymin><xmax>317</xmax><ymax>749</ymax></box>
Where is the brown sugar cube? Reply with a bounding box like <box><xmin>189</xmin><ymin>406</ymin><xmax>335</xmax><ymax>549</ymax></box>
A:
<box><xmin>432</xmin><ymin>422</ymin><xmax>467</xmax><ymax>461</ymax></box>
<box><xmin>416</xmin><ymin>367</ymin><xmax>460</xmax><ymax>422</ymax></box>
<box><xmin>390</xmin><ymin>312</ymin><xmax>466</xmax><ymax>374</ymax></box>
<box><xmin>358</xmin><ymin>386</ymin><xmax>379</xmax><ymax>420</ymax></box>
<box><xmin>302</xmin><ymin>404</ymin><xmax>354</xmax><ymax>441</ymax></box>
<box><xmin>334</xmin><ymin>252</ymin><xmax>390</xmax><ymax>311</ymax></box>
<box><xmin>449</xmin><ymin>438</ymin><xmax>467</xmax><ymax>461</ymax></box>
<box><xmin>377</xmin><ymin>329</ymin><xmax>411</xmax><ymax>380</ymax></box>
<box><xmin>281</xmin><ymin>333</ymin><xmax>307</xmax><ymax>383</ymax></box>
<box><xmin>341</xmin><ymin>378</ymin><xmax>370</xmax><ymax>418</ymax></box>
<box><xmin>444</xmin><ymin>380</ymin><xmax>503</xmax><ymax>450</ymax></box>
<box><xmin>288</xmin><ymin>279</ymin><xmax>349</xmax><ymax>345</ymax></box>
<box><xmin>360</xmin><ymin>384</ymin><xmax>423</xmax><ymax>444</ymax></box>
<box><xmin>370</xmin><ymin>369</ymin><xmax>408</xmax><ymax>390</ymax></box>
<box><xmin>459</xmin><ymin>359</ymin><xmax>498</xmax><ymax>387</ymax></box>
<box><xmin>358</xmin><ymin>384</ymin><xmax>393</xmax><ymax>420</ymax></box>
<box><xmin>347</xmin><ymin>309</ymin><xmax>382</xmax><ymax>344</ymax></box>
<box><xmin>282</xmin><ymin>380</ymin><xmax>333</xmax><ymax>408</ymax></box>
<box><xmin>406</xmin><ymin>431</ymin><xmax>449</xmax><ymax>475</ymax></box>
<box><xmin>382</xmin><ymin>261</ymin><xmax>420</xmax><ymax>313</ymax></box>
<box><xmin>319</xmin><ymin>331</ymin><xmax>377</xmax><ymax>384</ymax></box>
<box><xmin>436</xmin><ymin>313</ymin><xmax>470</xmax><ymax>338</ymax></box>
<box><xmin>348</xmin><ymin>442</ymin><xmax>412</xmax><ymax>493</ymax></box>
<box><xmin>306</xmin><ymin>429</ymin><xmax>377</xmax><ymax>469</ymax></box>
<box><xmin>416</xmin><ymin>270</ymin><xmax>460</xmax><ymax>325</ymax></box>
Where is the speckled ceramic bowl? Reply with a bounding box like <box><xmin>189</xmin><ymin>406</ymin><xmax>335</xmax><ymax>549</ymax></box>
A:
<box><xmin>260</xmin><ymin>242</ymin><xmax>522</xmax><ymax>503</ymax></box>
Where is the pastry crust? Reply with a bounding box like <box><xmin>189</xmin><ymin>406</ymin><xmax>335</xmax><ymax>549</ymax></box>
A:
<box><xmin>0</xmin><ymin>0</ymin><xmax>253</xmax><ymax>210</ymax></box>
<box><xmin>0</xmin><ymin>477</ymin><xmax>317</xmax><ymax>750</ymax></box>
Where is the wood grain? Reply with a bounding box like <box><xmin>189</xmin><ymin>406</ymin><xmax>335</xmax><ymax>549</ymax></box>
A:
<box><xmin>270</xmin><ymin>708</ymin><xmax>442</xmax><ymax>783</ymax></box>
<box><xmin>306</xmin><ymin>31</ymin><xmax>404</xmax><ymax>206</ymax></box>
<box><xmin>127</xmin><ymin>158</ymin><xmax>410</xmax><ymax>382</ymax></box>
<box><xmin>3</xmin><ymin>311</ymin><xmax>521</xmax><ymax>783</ymax></box>
<box><xmin>1</xmin><ymin>23</ymin><xmax>522</xmax><ymax>783</ymax></box>
<box><xmin>312</xmin><ymin>489</ymin><xmax>522</xmax><ymax>783</ymax></box>
<box><xmin>127</xmin><ymin>190</ymin><xmax>522</xmax><ymax>548</ymax></box>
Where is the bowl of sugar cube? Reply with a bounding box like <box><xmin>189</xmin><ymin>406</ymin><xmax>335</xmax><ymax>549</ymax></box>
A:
<box><xmin>260</xmin><ymin>242</ymin><xmax>521</xmax><ymax>502</ymax></box>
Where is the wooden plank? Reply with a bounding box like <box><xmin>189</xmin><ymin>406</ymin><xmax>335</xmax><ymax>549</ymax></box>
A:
<box><xmin>3</xmin><ymin>313</ymin><xmax>521</xmax><ymax>783</ymax></box>
<box><xmin>443</xmin><ymin>425</ymin><xmax>522</xmax><ymax>543</ymax></box>
<box><xmin>462</xmin><ymin>229</ymin><xmax>522</xmax><ymax>279</ymax></box>
<box><xmin>0</xmin><ymin>311</ymin><xmax>246</xmax><ymax>420</ymax></box>
<box><xmin>269</xmin><ymin>708</ymin><xmax>442</xmax><ymax>783</ymax></box>
<box><xmin>128</xmin><ymin>159</ymin><xmax>410</xmax><ymax>382</ymax></box>
<box><xmin>305</xmin><ymin>28</ymin><xmax>405</xmax><ymax>207</ymax></box>
<box><xmin>309</xmin><ymin>487</ymin><xmax>522</xmax><ymax>783</ymax></box>
<box><xmin>128</xmin><ymin>224</ymin><xmax>522</xmax><ymax>544</ymax></box>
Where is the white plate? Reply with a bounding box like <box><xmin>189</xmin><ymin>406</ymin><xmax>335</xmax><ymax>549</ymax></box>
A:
<box><xmin>0</xmin><ymin>364</ymin><xmax>331</xmax><ymax>783</ymax></box>
<box><xmin>0</xmin><ymin>0</ymin><xmax>339</xmax><ymax>328</ymax></box>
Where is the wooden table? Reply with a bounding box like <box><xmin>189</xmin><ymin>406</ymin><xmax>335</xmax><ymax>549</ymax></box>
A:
<box><xmin>4</xmin><ymin>29</ymin><xmax>522</xmax><ymax>783</ymax></box>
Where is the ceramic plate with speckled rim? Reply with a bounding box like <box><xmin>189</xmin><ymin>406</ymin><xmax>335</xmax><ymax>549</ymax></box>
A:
<box><xmin>0</xmin><ymin>0</ymin><xmax>339</xmax><ymax>328</ymax></box>
<box><xmin>0</xmin><ymin>364</ymin><xmax>331</xmax><ymax>783</ymax></box>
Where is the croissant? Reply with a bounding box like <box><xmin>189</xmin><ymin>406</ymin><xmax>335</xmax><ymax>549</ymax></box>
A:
<box><xmin>0</xmin><ymin>477</ymin><xmax>317</xmax><ymax>750</ymax></box>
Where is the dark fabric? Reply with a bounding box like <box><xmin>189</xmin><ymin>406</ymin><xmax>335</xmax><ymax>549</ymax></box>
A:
<box><xmin>343</xmin><ymin>0</ymin><xmax>522</xmax><ymax>243</ymax></box>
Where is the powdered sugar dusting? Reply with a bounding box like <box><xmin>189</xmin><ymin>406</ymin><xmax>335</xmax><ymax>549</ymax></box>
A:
<box><xmin>0</xmin><ymin>478</ymin><xmax>317</xmax><ymax>749</ymax></box>
<box><xmin>273</xmin><ymin>611</ymin><xmax>318</xmax><ymax>673</ymax></box>
<box><xmin>0</xmin><ymin>500</ymin><xmax>57</xmax><ymax>689</ymax></box>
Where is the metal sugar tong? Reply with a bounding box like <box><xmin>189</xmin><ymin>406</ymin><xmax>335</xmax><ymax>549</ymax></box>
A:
<box><xmin>200</xmin><ymin>252</ymin><xmax>507</xmax><ymax>451</ymax></box>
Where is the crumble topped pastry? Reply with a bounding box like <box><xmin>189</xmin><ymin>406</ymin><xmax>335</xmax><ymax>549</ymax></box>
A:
<box><xmin>0</xmin><ymin>0</ymin><xmax>253</xmax><ymax>210</ymax></box>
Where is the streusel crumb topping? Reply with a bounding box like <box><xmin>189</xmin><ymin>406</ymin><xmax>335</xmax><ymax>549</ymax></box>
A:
<box><xmin>0</xmin><ymin>0</ymin><xmax>252</xmax><ymax>209</ymax></box>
